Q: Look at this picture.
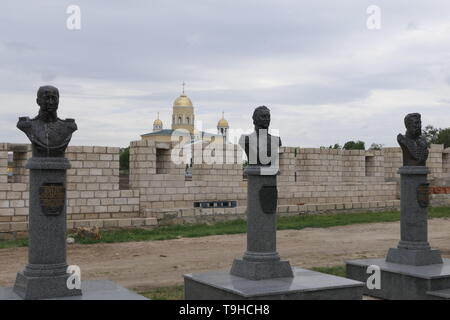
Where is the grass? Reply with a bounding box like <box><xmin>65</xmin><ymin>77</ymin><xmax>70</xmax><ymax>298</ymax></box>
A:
<box><xmin>138</xmin><ymin>285</ymin><xmax>184</xmax><ymax>300</ymax></box>
<box><xmin>0</xmin><ymin>238</ymin><xmax>28</xmax><ymax>250</ymax></box>
<box><xmin>71</xmin><ymin>207</ymin><xmax>450</xmax><ymax>245</ymax></box>
<box><xmin>311</xmin><ymin>265</ymin><xmax>346</xmax><ymax>277</ymax></box>
<box><xmin>136</xmin><ymin>266</ymin><xmax>347</xmax><ymax>300</ymax></box>
<box><xmin>1</xmin><ymin>207</ymin><xmax>450</xmax><ymax>249</ymax></box>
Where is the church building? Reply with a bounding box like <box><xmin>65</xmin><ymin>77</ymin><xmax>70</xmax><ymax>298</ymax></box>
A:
<box><xmin>141</xmin><ymin>86</ymin><xmax>230</xmax><ymax>144</ymax></box>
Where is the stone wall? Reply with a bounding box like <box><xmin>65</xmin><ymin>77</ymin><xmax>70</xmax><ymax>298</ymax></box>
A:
<box><xmin>0</xmin><ymin>141</ymin><xmax>449</xmax><ymax>235</ymax></box>
<box><xmin>277</xmin><ymin>147</ymin><xmax>396</xmax><ymax>206</ymax></box>
<box><xmin>130</xmin><ymin>140</ymin><xmax>246</xmax><ymax>219</ymax></box>
<box><xmin>0</xmin><ymin>143</ymin><xmax>156</xmax><ymax>235</ymax></box>
<box><xmin>444</xmin><ymin>150</ymin><xmax>450</xmax><ymax>176</ymax></box>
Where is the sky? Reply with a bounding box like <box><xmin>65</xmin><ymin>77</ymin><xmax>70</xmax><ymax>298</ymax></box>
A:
<box><xmin>0</xmin><ymin>0</ymin><xmax>449</xmax><ymax>148</ymax></box>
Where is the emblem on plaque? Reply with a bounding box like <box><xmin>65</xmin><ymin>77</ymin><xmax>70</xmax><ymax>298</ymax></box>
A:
<box><xmin>417</xmin><ymin>183</ymin><xmax>430</xmax><ymax>208</ymax></box>
<box><xmin>259</xmin><ymin>185</ymin><xmax>278</xmax><ymax>214</ymax></box>
<box><xmin>39</xmin><ymin>183</ymin><xmax>66</xmax><ymax>216</ymax></box>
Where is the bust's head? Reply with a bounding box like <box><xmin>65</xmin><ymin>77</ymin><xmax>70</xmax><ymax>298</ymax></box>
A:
<box><xmin>37</xmin><ymin>85</ymin><xmax>59</xmax><ymax>117</ymax></box>
<box><xmin>404</xmin><ymin>113</ymin><xmax>422</xmax><ymax>139</ymax></box>
<box><xmin>252</xmin><ymin>106</ymin><xmax>271</xmax><ymax>130</ymax></box>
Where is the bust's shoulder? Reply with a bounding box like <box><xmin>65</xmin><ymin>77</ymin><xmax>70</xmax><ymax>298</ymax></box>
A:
<box><xmin>17</xmin><ymin>116</ymin><xmax>32</xmax><ymax>130</ymax></box>
<box><xmin>58</xmin><ymin>118</ymin><xmax>78</xmax><ymax>130</ymax></box>
<box><xmin>397</xmin><ymin>133</ymin><xmax>406</xmax><ymax>145</ymax></box>
<box><xmin>268</xmin><ymin>133</ymin><xmax>282</xmax><ymax>146</ymax></box>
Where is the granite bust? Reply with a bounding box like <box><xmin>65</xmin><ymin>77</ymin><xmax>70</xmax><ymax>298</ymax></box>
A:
<box><xmin>397</xmin><ymin>113</ymin><xmax>428</xmax><ymax>166</ymax></box>
<box><xmin>17</xmin><ymin>86</ymin><xmax>77</xmax><ymax>158</ymax></box>
<box><xmin>239</xmin><ymin>106</ymin><xmax>281</xmax><ymax>166</ymax></box>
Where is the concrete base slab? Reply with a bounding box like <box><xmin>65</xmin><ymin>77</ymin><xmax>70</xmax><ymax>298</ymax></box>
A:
<box><xmin>230</xmin><ymin>258</ymin><xmax>294</xmax><ymax>280</ymax></box>
<box><xmin>346</xmin><ymin>258</ymin><xmax>450</xmax><ymax>300</ymax></box>
<box><xmin>13</xmin><ymin>271</ymin><xmax>82</xmax><ymax>300</ymax></box>
<box><xmin>184</xmin><ymin>267</ymin><xmax>364</xmax><ymax>300</ymax></box>
<box><xmin>0</xmin><ymin>280</ymin><xmax>148</xmax><ymax>300</ymax></box>
<box><xmin>386</xmin><ymin>247</ymin><xmax>443</xmax><ymax>266</ymax></box>
<box><xmin>427</xmin><ymin>288</ymin><xmax>450</xmax><ymax>300</ymax></box>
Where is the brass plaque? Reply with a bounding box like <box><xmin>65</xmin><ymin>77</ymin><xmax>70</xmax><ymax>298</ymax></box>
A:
<box><xmin>259</xmin><ymin>185</ymin><xmax>278</xmax><ymax>214</ymax></box>
<box><xmin>39</xmin><ymin>183</ymin><xmax>66</xmax><ymax>216</ymax></box>
<box><xmin>417</xmin><ymin>183</ymin><xmax>430</xmax><ymax>208</ymax></box>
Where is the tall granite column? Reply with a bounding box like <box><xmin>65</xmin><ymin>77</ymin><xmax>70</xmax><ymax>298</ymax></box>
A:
<box><xmin>386</xmin><ymin>166</ymin><xmax>442</xmax><ymax>265</ymax></box>
<box><xmin>230</xmin><ymin>106</ymin><xmax>293</xmax><ymax>280</ymax></box>
<box><xmin>13</xmin><ymin>86</ymin><xmax>82</xmax><ymax>299</ymax></box>
<box><xmin>230</xmin><ymin>166</ymin><xmax>293</xmax><ymax>279</ymax></box>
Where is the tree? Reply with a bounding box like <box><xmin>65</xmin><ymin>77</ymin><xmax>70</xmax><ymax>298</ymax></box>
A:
<box><xmin>436</xmin><ymin>128</ymin><xmax>450</xmax><ymax>148</ymax></box>
<box><xmin>329</xmin><ymin>143</ymin><xmax>342</xmax><ymax>149</ymax></box>
<box><xmin>423</xmin><ymin>125</ymin><xmax>450</xmax><ymax>148</ymax></box>
<box><xmin>369</xmin><ymin>143</ymin><xmax>383</xmax><ymax>150</ymax></box>
<box><xmin>120</xmin><ymin>147</ymin><xmax>130</xmax><ymax>172</ymax></box>
<box><xmin>423</xmin><ymin>125</ymin><xmax>440</xmax><ymax>146</ymax></box>
<box><xmin>343</xmin><ymin>140</ymin><xmax>365</xmax><ymax>150</ymax></box>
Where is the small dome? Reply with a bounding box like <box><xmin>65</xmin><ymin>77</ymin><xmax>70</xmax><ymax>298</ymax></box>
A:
<box><xmin>173</xmin><ymin>94</ymin><xmax>193</xmax><ymax>107</ymax></box>
<box><xmin>153</xmin><ymin>119</ymin><xmax>163</xmax><ymax>126</ymax></box>
<box><xmin>217</xmin><ymin>118</ymin><xmax>229</xmax><ymax>127</ymax></box>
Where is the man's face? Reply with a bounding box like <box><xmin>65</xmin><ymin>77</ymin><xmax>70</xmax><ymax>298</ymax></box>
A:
<box><xmin>255</xmin><ymin>110</ymin><xmax>270</xmax><ymax>129</ymax></box>
<box><xmin>406</xmin><ymin>117</ymin><xmax>421</xmax><ymax>138</ymax></box>
<box><xmin>38</xmin><ymin>90</ymin><xmax>59</xmax><ymax>113</ymax></box>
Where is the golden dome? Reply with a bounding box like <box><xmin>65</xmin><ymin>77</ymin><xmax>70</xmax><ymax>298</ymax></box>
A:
<box><xmin>173</xmin><ymin>94</ymin><xmax>193</xmax><ymax>107</ymax></box>
<box><xmin>217</xmin><ymin>113</ymin><xmax>229</xmax><ymax>127</ymax></box>
<box><xmin>153</xmin><ymin>119</ymin><xmax>163</xmax><ymax>126</ymax></box>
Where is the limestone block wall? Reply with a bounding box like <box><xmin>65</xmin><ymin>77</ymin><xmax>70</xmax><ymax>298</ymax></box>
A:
<box><xmin>64</xmin><ymin>146</ymin><xmax>140</xmax><ymax>221</ymax></box>
<box><xmin>295</xmin><ymin>148</ymin><xmax>385</xmax><ymax>184</ymax></box>
<box><xmin>427</xmin><ymin>144</ymin><xmax>444</xmax><ymax>180</ymax></box>
<box><xmin>130</xmin><ymin>142</ymin><xmax>448</xmax><ymax>220</ymax></box>
<box><xmin>342</xmin><ymin>150</ymin><xmax>366</xmax><ymax>182</ymax></box>
<box><xmin>1</xmin><ymin>139</ymin><xmax>449</xmax><ymax>235</ymax></box>
<box><xmin>10</xmin><ymin>144</ymin><xmax>31</xmax><ymax>184</ymax></box>
<box><xmin>383</xmin><ymin>148</ymin><xmax>402</xmax><ymax>181</ymax></box>
<box><xmin>0</xmin><ymin>143</ymin><xmax>31</xmax><ymax>233</ymax></box>
<box><xmin>444</xmin><ymin>149</ymin><xmax>450</xmax><ymax>176</ymax></box>
<box><xmin>277</xmin><ymin>147</ymin><xmax>396</xmax><ymax>207</ymax></box>
<box><xmin>296</xmin><ymin>148</ymin><xmax>343</xmax><ymax>183</ymax></box>
<box><xmin>130</xmin><ymin>139</ymin><xmax>246</xmax><ymax>215</ymax></box>
<box><xmin>382</xmin><ymin>144</ymin><xmax>446</xmax><ymax>182</ymax></box>
<box><xmin>0</xmin><ymin>144</ymin><xmax>8</xmax><ymax>185</ymax></box>
<box><xmin>0</xmin><ymin>143</ymin><xmax>148</xmax><ymax>234</ymax></box>
<box><xmin>277</xmin><ymin>183</ymin><xmax>398</xmax><ymax>206</ymax></box>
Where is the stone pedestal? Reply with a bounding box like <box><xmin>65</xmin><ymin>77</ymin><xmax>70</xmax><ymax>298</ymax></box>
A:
<box><xmin>2</xmin><ymin>280</ymin><xmax>148</xmax><ymax>300</ymax></box>
<box><xmin>346</xmin><ymin>258</ymin><xmax>450</xmax><ymax>300</ymax></box>
<box><xmin>386</xmin><ymin>166</ymin><xmax>442</xmax><ymax>266</ymax></box>
<box><xmin>13</xmin><ymin>157</ymin><xmax>82</xmax><ymax>300</ymax></box>
<box><xmin>346</xmin><ymin>166</ymin><xmax>450</xmax><ymax>299</ymax></box>
<box><xmin>184</xmin><ymin>166</ymin><xmax>364</xmax><ymax>300</ymax></box>
<box><xmin>185</xmin><ymin>267</ymin><xmax>364</xmax><ymax>300</ymax></box>
<box><xmin>230</xmin><ymin>166</ymin><xmax>293</xmax><ymax>280</ymax></box>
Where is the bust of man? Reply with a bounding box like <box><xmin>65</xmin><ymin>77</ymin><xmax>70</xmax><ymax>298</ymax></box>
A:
<box><xmin>397</xmin><ymin>113</ymin><xmax>428</xmax><ymax>166</ymax></box>
<box><xmin>17</xmin><ymin>86</ymin><xmax>77</xmax><ymax>158</ymax></box>
<box><xmin>239</xmin><ymin>106</ymin><xmax>281</xmax><ymax>167</ymax></box>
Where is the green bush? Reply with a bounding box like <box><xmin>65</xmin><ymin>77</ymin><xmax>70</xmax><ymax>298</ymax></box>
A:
<box><xmin>120</xmin><ymin>147</ymin><xmax>130</xmax><ymax>171</ymax></box>
<box><xmin>343</xmin><ymin>140</ymin><xmax>365</xmax><ymax>150</ymax></box>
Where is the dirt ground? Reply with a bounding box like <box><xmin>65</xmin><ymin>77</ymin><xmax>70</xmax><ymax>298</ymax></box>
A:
<box><xmin>1</xmin><ymin>218</ymin><xmax>450</xmax><ymax>292</ymax></box>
